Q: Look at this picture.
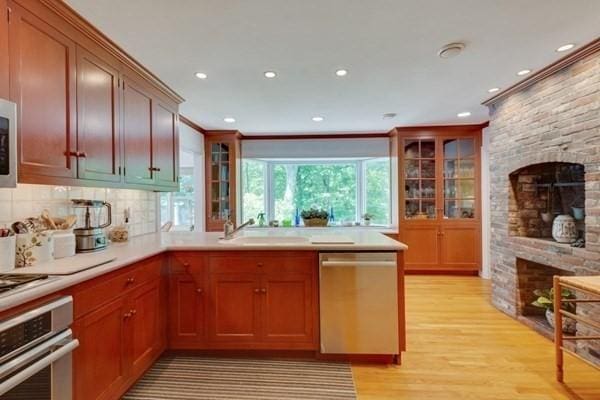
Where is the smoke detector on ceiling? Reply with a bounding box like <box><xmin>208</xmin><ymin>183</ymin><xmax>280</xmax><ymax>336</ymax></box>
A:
<box><xmin>438</xmin><ymin>42</ymin><xmax>466</xmax><ymax>59</ymax></box>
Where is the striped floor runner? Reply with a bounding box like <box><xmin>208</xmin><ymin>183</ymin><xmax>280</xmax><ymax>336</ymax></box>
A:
<box><xmin>122</xmin><ymin>355</ymin><xmax>357</xmax><ymax>400</ymax></box>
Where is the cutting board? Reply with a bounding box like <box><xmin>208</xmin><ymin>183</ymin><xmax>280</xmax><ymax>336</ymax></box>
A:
<box><xmin>309</xmin><ymin>235</ymin><xmax>355</xmax><ymax>244</ymax></box>
<box><xmin>11</xmin><ymin>253</ymin><xmax>117</xmax><ymax>275</ymax></box>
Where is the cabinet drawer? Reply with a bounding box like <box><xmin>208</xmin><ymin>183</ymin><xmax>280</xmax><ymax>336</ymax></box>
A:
<box><xmin>208</xmin><ymin>252</ymin><xmax>316</xmax><ymax>275</ymax></box>
<box><xmin>74</xmin><ymin>256</ymin><xmax>163</xmax><ymax>319</ymax></box>
<box><xmin>170</xmin><ymin>253</ymin><xmax>207</xmax><ymax>274</ymax></box>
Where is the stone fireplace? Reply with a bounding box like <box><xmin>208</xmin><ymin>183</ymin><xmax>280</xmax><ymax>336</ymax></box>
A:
<box><xmin>485</xmin><ymin>43</ymin><xmax>600</xmax><ymax>364</ymax></box>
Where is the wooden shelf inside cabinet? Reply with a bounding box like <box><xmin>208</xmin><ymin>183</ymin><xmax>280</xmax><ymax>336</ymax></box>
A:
<box><xmin>204</xmin><ymin>131</ymin><xmax>241</xmax><ymax>232</ymax></box>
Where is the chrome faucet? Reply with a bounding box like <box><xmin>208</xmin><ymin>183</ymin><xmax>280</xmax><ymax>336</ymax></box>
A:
<box><xmin>223</xmin><ymin>218</ymin><xmax>255</xmax><ymax>240</ymax></box>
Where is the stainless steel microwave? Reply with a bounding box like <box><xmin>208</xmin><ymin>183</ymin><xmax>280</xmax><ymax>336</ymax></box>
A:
<box><xmin>0</xmin><ymin>98</ymin><xmax>16</xmax><ymax>188</ymax></box>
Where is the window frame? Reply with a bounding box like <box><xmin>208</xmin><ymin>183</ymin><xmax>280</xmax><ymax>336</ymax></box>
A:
<box><xmin>241</xmin><ymin>157</ymin><xmax>391</xmax><ymax>226</ymax></box>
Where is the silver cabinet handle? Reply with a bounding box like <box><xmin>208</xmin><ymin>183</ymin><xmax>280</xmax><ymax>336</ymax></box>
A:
<box><xmin>320</xmin><ymin>261</ymin><xmax>397</xmax><ymax>268</ymax></box>
<box><xmin>0</xmin><ymin>331</ymin><xmax>79</xmax><ymax>395</ymax></box>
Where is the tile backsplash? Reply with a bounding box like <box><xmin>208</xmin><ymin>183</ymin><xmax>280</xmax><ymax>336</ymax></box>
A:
<box><xmin>0</xmin><ymin>184</ymin><xmax>158</xmax><ymax>237</ymax></box>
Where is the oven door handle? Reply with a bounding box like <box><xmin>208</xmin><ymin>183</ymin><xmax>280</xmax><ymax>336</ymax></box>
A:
<box><xmin>0</xmin><ymin>330</ymin><xmax>79</xmax><ymax>395</ymax></box>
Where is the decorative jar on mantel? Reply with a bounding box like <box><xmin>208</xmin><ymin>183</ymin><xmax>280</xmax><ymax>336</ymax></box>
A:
<box><xmin>552</xmin><ymin>214</ymin><xmax>578</xmax><ymax>243</ymax></box>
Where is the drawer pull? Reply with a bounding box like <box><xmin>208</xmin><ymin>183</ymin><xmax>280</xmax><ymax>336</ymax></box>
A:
<box><xmin>123</xmin><ymin>312</ymin><xmax>132</xmax><ymax>319</ymax></box>
<box><xmin>125</xmin><ymin>277</ymin><xmax>135</xmax><ymax>285</ymax></box>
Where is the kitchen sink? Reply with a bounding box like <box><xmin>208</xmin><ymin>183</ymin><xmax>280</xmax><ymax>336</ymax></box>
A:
<box><xmin>218</xmin><ymin>236</ymin><xmax>310</xmax><ymax>246</ymax></box>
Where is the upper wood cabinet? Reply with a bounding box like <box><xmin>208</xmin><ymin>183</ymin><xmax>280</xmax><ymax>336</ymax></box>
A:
<box><xmin>122</xmin><ymin>76</ymin><xmax>154</xmax><ymax>186</ymax></box>
<box><xmin>0</xmin><ymin>0</ymin><xmax>8</xmax><ymax>99</ymax></box>
<box><xmin>9</xmin><ymin>0</ymin><xmax>77</xmax><ymax>179</ymax></box>
<box><xmin>76</xmin><ymin>46</ymin><xmax>121</xmax><ymax>183</ymax></box>
<box><xmin>5</xmin><ymin>0</ymin><xmax>183</xmax><ymax>190</ymax></box>
<box><xmin>152</xmin><ymin>101</ymin><xmax>179</xmax><ymax>188</ymax></box>
<box><xmin>204</xmin><ymin>131</ymin><xmax>240</xmax><ymax>231</ymax></box>
<box><xmin>396</xmin><ymin>126</ymin><xmax>483</xmax><ymax>273</ymax></box>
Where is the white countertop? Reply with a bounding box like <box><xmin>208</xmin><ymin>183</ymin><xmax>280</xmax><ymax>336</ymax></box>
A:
<box><xmin>0</xmin><ymin>229</ymin><xmax>406</xmax><ymax>312</ymax></box>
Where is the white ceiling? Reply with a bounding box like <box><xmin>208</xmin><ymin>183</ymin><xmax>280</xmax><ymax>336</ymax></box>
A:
<box><xmin>66</xmin><ymin>0</ymin><xmax>600</xmax><ymax>134</ymax></box>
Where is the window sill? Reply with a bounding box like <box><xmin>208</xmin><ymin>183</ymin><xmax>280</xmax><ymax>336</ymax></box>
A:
<box><xmin>246</xmin><ymin>225</ymin><xmax>398</xmax><ymax>234</ymax></box>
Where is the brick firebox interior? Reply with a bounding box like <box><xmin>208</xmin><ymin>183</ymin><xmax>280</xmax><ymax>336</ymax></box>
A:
<box><xmin>486</xmin><ymin>48</ymin><xmax>600</xmax><ymax>364</ymax></box>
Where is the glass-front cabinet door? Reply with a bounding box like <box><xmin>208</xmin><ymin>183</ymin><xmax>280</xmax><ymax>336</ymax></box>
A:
<box><xmin>403</xmin><ymin>139</ymin><xmax>436</xmax><ymax>220</ymax></box>
<box><xmin>443</xmin><ymin>138</ymin><xmax>476</xmax><ymax>219</ymax></box>
<box><xmin>210</xmin><ymin>142</ymin><xmax>231</xmax><ymax>222</ymax></box>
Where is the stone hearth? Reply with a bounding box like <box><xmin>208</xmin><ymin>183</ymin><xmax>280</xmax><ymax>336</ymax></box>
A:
<box><xmin>486</xmin><ymin>46</ymin><xmax>600</xmax><ymax>364</ymax></box>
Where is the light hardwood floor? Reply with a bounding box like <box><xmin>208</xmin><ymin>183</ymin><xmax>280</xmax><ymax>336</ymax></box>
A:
<box><xmin>352</xmin><ymin>276</ymin><xmax>600</xmax><ymax>400</ymax></box>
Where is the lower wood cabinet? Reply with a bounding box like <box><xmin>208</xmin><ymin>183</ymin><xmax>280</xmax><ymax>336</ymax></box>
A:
<box><xmin>73</xmin><ymin>296</ymin><xmax>129</xmax><ymax>400</ymax></box>
<box><xmin>72</xmin><ymin>257</ymin><xmax>166</xmax><ymax>400</ymax></box>
<box><xmin>169</xmin><ymin>251</ymin><xmax>318</xmax><ymax>350</ymax></box>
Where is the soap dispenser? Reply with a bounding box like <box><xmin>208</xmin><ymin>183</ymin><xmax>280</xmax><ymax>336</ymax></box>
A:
<box><xmin>257</xmin><ymin>212</ymin><xmax>266</xmax><ymax>227</ymax></box>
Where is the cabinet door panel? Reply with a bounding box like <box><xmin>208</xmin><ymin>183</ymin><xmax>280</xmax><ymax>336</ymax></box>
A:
<box><xmin>9</xmin><ymin>2</ymin><xmax>76</xmax><ymax>178</ymax></box>
<box><xmin>152</xmin><ymin>102</ymin><xmax>178</xmax><ymax>187</ymax></box>
<box><xmin>130</xmin><ymin>280</ymin><xmax>162</xmax><ymax>376</ymax></box>
<box><xmin>122</xmin><ymin>78</ymin><xmax>153</xmax><ymax>185</ymax></box>
<box><xmin>169</xmin><ymin>274</ymin><xmax>205</xmax><ymax>345</ymax></box>
<box><xmin>208</xmin><ymin>273</ymin><xmax>260</xmax><ymax>343</ymax></box>
<box><xmin>440</xmin><ymin>225</ymin><xmax>480</xmax><ymax>270</ymax></box>
<box><xmin>400</xmin><ymin>225</ymin><xmax>440</xmax><ymax>270</ymax></box>
<box><xmin>0</xmin><ymin>0</ymin><xmax>8</xmax><ymax>99</ymax></box>
<box><xmin>73</xmin><ymin>297</ymin><xmax>128</xmax><ymax>400</ymax></box>
<box><xmin>76</xmin><ymin>46</ymin><xmax>120</xmax><ymax>182</ymax></box>
<box><xmin>262</xmin><ymin>273</ymin><xmax>315</xmax><ymax>345</ymax></box>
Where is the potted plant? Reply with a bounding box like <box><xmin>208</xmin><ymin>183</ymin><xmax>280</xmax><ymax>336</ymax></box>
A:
<box><xmin>362</xmin><ymin>213</ymin><xmax>373</xmax><ymax>226</ymax></box>
<box><xmin>532</xmin><ymin>288</ymin><xmax>577</xmax><ymax>334</ymax></box>
<box><xmin>301</xmin><ymin>208</ymin><xmax>329</xmax><ymax>227</ymax></box>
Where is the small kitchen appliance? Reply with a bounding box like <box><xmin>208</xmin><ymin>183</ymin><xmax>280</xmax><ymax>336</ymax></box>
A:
<box><xmin>0</xmin><ymin>98</ymin><xmax>17</xmax><ymax>188</ymax></box>
<box><xmin>71</xmin><ymin>199</ymin><xmax>112</xmax><ymax>253</ymax></box>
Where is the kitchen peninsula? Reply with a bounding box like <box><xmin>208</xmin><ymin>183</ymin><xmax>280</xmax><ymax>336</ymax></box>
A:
<box><xmin>0</xmin><ymin>229</ymin><xmax>407</xmax><ymax>400</ymax></box>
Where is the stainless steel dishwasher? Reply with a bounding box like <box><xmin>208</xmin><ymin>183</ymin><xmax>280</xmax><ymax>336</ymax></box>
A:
<box><xmin>319</xmin><ymin>252</ymin><xmax>399</xmax><ymax>355</ymax></box>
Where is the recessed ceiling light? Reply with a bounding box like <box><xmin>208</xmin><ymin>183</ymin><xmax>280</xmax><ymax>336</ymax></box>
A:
<box><xmin>195</xmin><ymin>72</ymin><xmax>207</xmax><ymax>79</ymax></box>
<box><xmin>457</xmin><ymin>112</ymin><xmax>471</xmax><ymax>118</ymax></box>
<box><xmin>264</xmin><ymin>71</ymin><xmax>277</xmax><ymax>78</ymax></box>
<box><xmin>223</xmin><ymin>117</ymin><xmax>236</xmax><ymax>123</ymax></box>
<box><xmin>312</xmin><ymin>116</ymin><xmax>324</xmax><ymax>122</ymax></box>
<box><xmin>335</xmin><ymin>69</ymin><xmax>348</xmax><ymax>77</ymax></box>
<box><xmin>556</xmin><ymin>43</ymin><xmax>575</xmax><ymax>52</ymax></box>
<box><xmin>517</xmin><ymin>69</ymin><xmax>531</xmax><ymax>76</ymax></box>
<box><xmin>488</xmin><ymin>87</ymin><xmax>500</xmax><ymax>93</ymax></box>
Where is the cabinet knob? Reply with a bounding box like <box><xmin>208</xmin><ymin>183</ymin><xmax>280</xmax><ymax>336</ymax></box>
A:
<box><xmin>183</xmin><ymin>262</ymin><xmax>190</xmax><ymax>268</ymax></box>
<box><xmin>123</xmin><ymin>312</ymin><xmax>132</xmax><ymax>319</ymax></box>
<box><xmin>126</xmin><ymin>277</ymin><xmax>135</xmax><ymax>284</ymax></box>
<box><xmin>260</xmin><ymin>288</ymin><xmax>267</xmax><ymax>294</ymax></box>
<box><xmin>254</xmin><ymin>288</ymin><xmax>260</xmax><ymax>293</ymax></box>
<box><xmin>130</xmin><ymin>309</ymin><xmax>137</xmax><ymax>315</ymax></box>
<box><xmin>257</xmin><ymin>263</ymin><xmax>263</xmax><ymax>267</ymax></box>
<box><xmin>196</xmin><ymin>288</ymin><xmax>203</xmax><ymax>294</ymax></box>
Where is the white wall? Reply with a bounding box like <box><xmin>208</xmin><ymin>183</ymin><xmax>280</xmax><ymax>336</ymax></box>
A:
<box><xmin>481</xmin><ymin>127</ymin><xmax>491</xmax><ymax>279</ymax></box>
<box><xmin>179</xmin><ymin>123</ymin><xmax>205</xmax><ymax>231</ymax></box>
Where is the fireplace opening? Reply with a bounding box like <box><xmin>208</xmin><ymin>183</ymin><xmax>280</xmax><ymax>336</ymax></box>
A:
<box><xmin>516</xmin><ymin>258</ymin><xmax>575</xmax><ymax>339</ymax></box>
<box><xmin>509</xmin><ymin>162</ymin><xmax>585</xmax><ymax>245</ymax></box>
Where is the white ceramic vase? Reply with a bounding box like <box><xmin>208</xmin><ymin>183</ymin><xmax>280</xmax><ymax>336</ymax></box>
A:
<box><xmin>552</xmin><ymin>214</ymin><xmax>578</xmax><ymax>243</ymax></box>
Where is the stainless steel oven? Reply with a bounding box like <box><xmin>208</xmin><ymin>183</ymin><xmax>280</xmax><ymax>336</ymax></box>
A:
<box><xmin>0</xmin><ymin>296</ymin><xmax>79</xmax><ymax>399</ymax></box>
<box><xmin>0</xmin><ymin>98</ymin><xmax>16</xmax><ymax>188</ymax></box>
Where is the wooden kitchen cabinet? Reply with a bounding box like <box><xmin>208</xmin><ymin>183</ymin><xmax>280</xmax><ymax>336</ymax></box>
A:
<box><xmin>395</xmin><ymin>126</ymin><xmax>483</xmax><ymax>273</ymax></box>
<box><xmin>152</xmin><ymin>101</ymin><xmax>179</xmax><ymax>188</ymax></box>
<box><xmin>5</xmin><ymin>0</ymin><xmax>183</xmax><ymax>190</ymax></box>
<box><xmin>168</xmin><ymin>254</ymin><xmax>207</xmax><ymax>347</ymax></box>
<box><xmin>129</xmin><ymin>280</ymin><xmax>162</xmax><ymax>377</ymax></box>
<box><xmin>205</xmin><ymin>252</ymin><xmax>318</xmax><ymax>349</ymax></box>
<box><xmin>73</xmin><ymin>296</ymin><xmax>129</xmax><ymax>400</ymax></box>
<box><xmin>122</xmin><ymin>75</ymin><xmax>154</xmax><ymax>186</ymax></box>
<box><xmin>71</xmin><ymin>256</ymin><xmax>167</xmax><ymax>400</ymax></box>
<box><xmin>76</xmin><ymin>45</ymin><xmax>121</xmax><ymax>183</ymax></box>
<box><xmin>8</xmin><ymin>0</ymin><xmax>77</xmax><ymax>180</ymax></box>
<box><xmin>262</xmin><ymin>272</ymin><xmax>315</xmax><ymax>344</ymax></box>
<box><xmin>204</xmin><ymin>131</ymin><xmax>240</xmax><ymax>231</ymax></box>
<box><xmin>0</xmin><ymin>0</ymin><xmax>8</xmax><ymax>99</ymax></box>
